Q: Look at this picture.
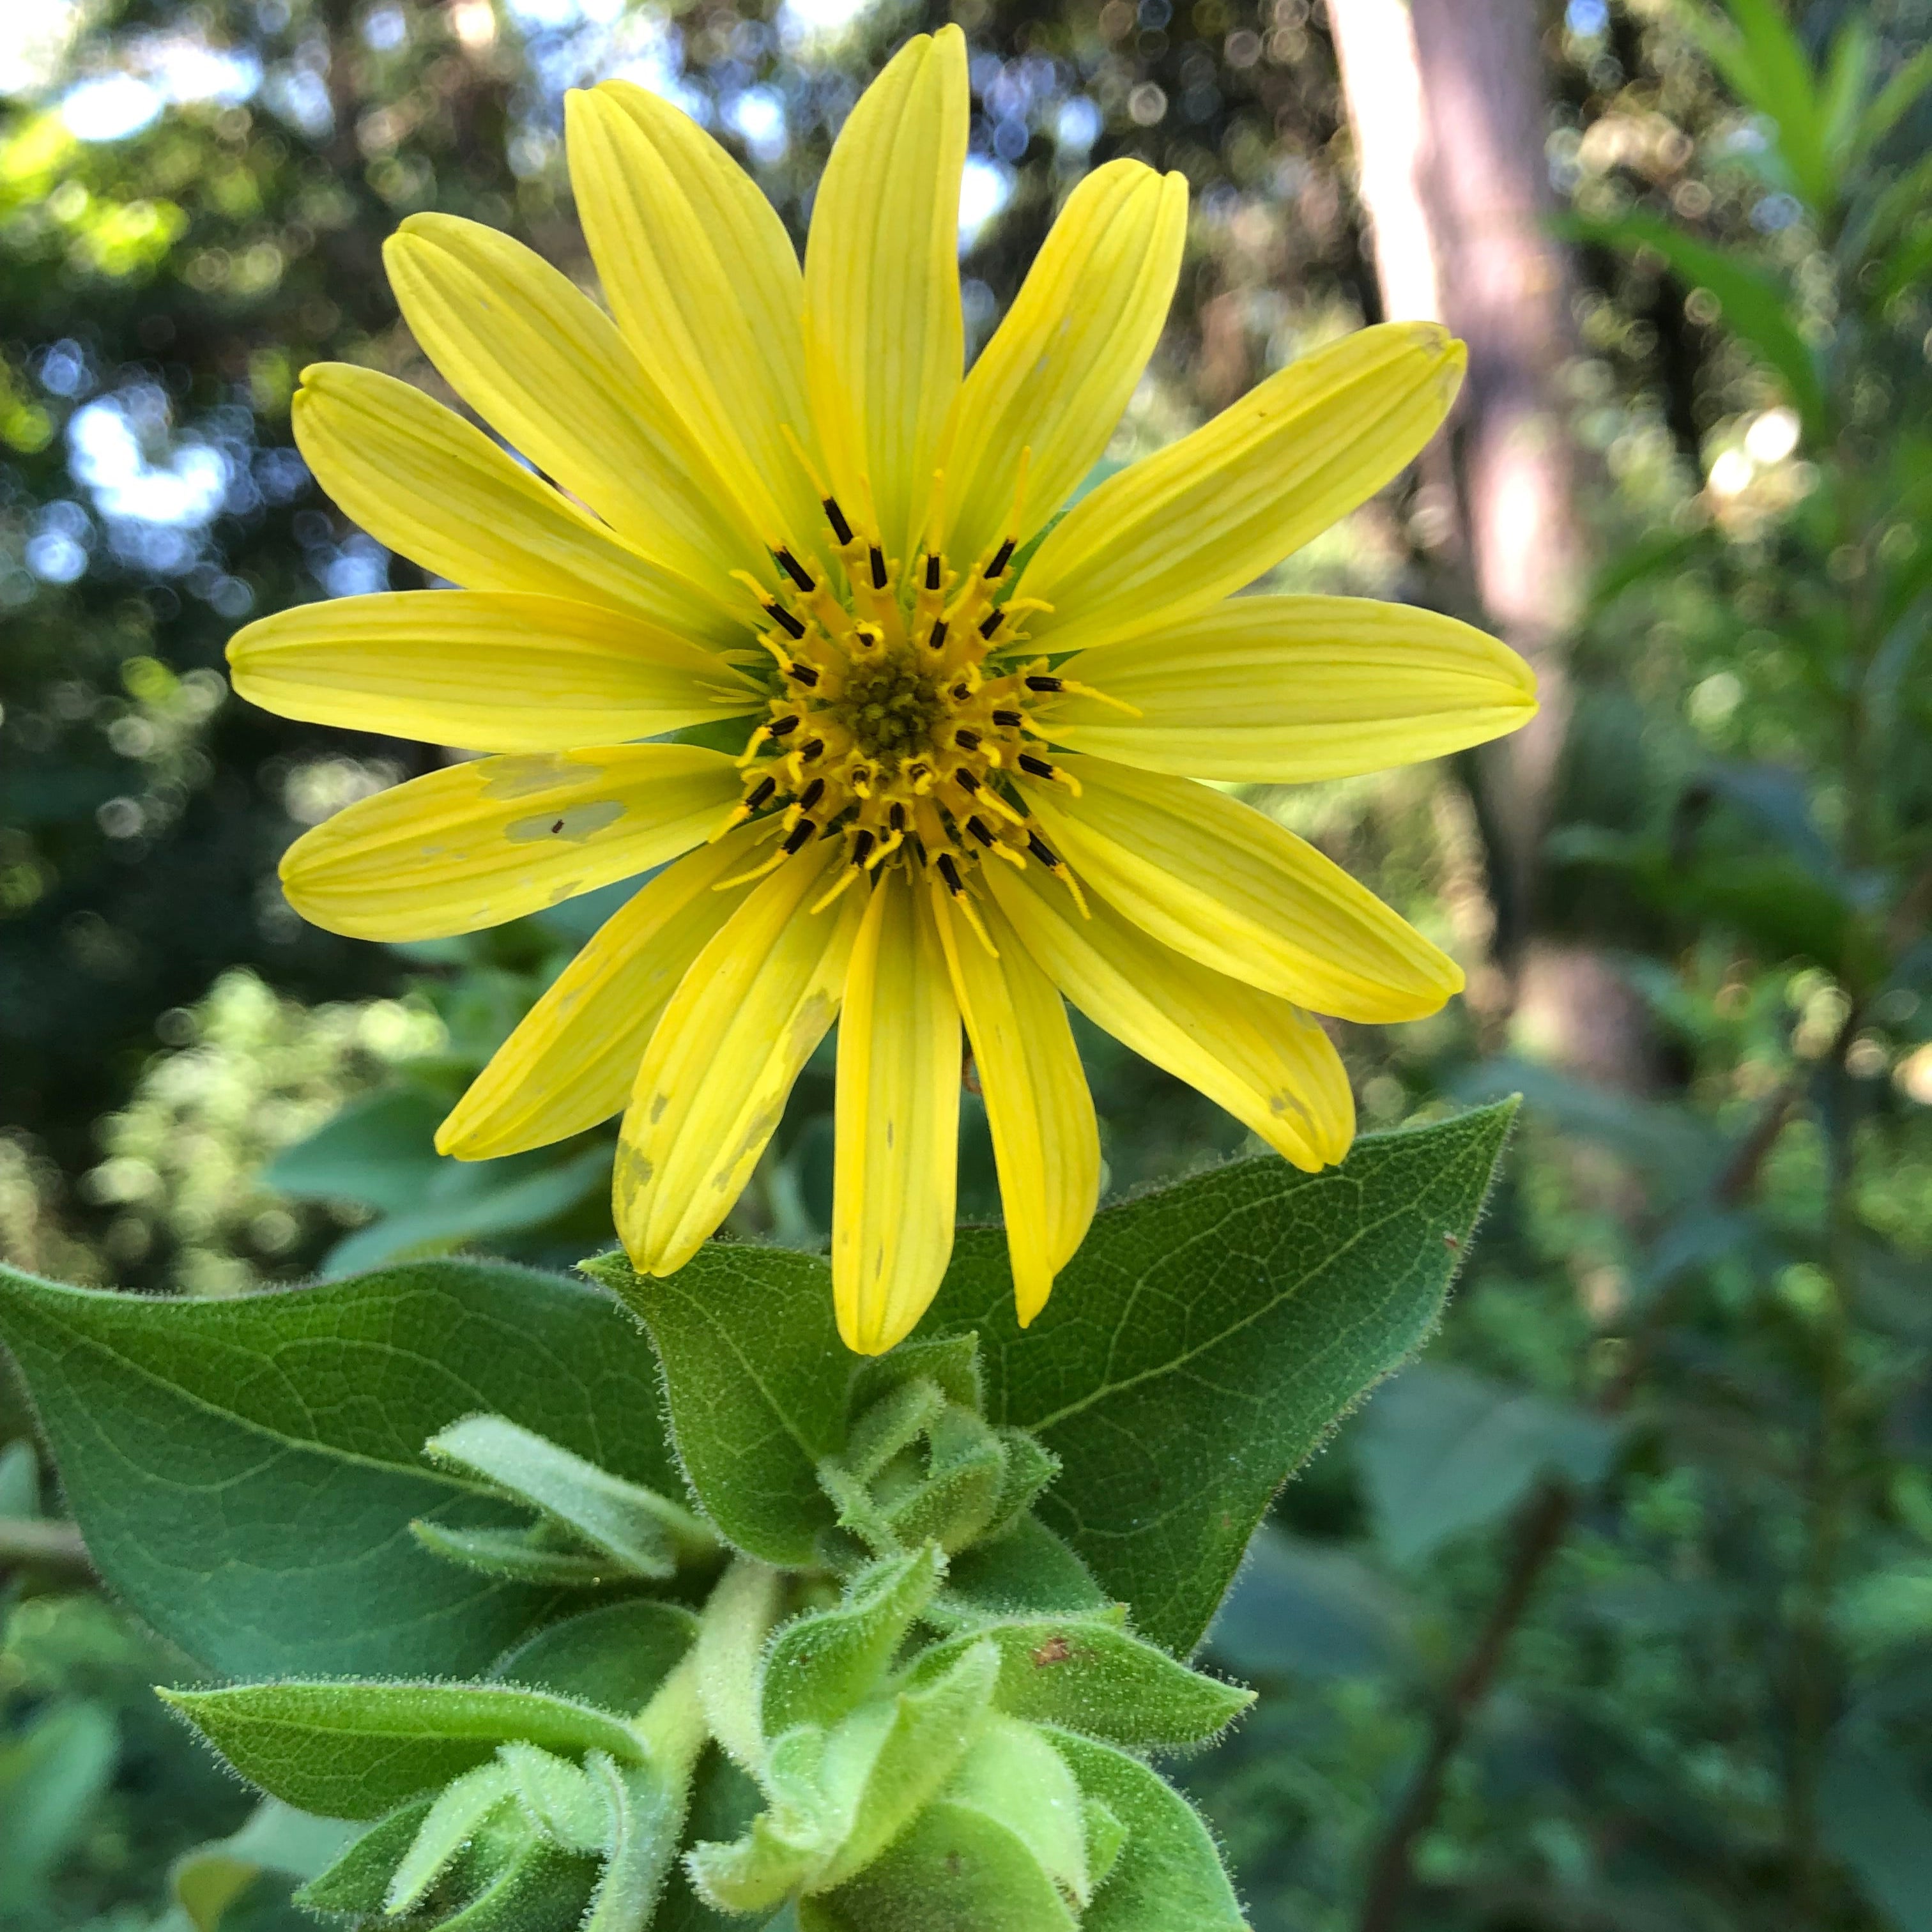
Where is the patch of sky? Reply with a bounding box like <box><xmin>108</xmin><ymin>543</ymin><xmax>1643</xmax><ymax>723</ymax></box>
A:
<box><xmin>261</xmin><ymin>63</ymin><xmax>332</xmax><ymax>138</ymax></box>
<box><xmin>776</xmin><ymin>0</ymin><xmax>878</xmax><ymax>50</ymax></box>
<box><xmin>1056</xmin><ymin>96</ymin><xmax>1100</xmax><ymax>153</ymax></box>
<box><xmin>725</xmin><ymin>85</ymin><xmax>786</xmax><ymax>164</ymax></box>
<box><xmin>26</xmin><ymin>502</ymin><xmax>93</xmax><ymax>586</ymax></box>
<box><xmin>959</xmin><ymin>156</ymin><xmax>1013</xmax><ymax>253</ymax></box>
<box><xmin>1565</xmin><ymin>0</ymin><xmax>1608</xmax><ymax>34</ymax></box>
<box><xmin>57</xmin><ymin>29</ymin><xmax>260</xmax><ymax>142</ymax></box>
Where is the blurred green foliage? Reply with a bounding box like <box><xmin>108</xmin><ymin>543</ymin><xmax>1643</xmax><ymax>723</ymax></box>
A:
<box><xmin>1</xmin><ymin>0</ymin><xmax>1930</xmax><ymax>1927</ymax></box>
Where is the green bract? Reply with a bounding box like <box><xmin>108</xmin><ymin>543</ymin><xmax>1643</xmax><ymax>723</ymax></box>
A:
<box><xmin>0</xmin><ymin>1105</ymin><xmax>1512</xmax><ymax>1929</ymax></box>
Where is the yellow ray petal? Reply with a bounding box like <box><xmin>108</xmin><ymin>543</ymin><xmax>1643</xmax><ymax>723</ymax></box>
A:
<box><xmin>942</xmin><ymin>160</ymin><xmax>1187</xmax><ymax>569</ymax></box>
<box><xmin>985</xmin><ymin>861</ymin><xmax>1354</xmax><ymax>1170</ymax></box>
<box><xmin>291</xmin><ymin>364</ymin><xmax>736</xmax><ymax>646</ymax></box>
<box><xmin>384</xmin><ymin>215</ymin><xmax>765</xmax><ymax>583</ymax></box>
<box><xmin>565</xmin><ymin>82</ymin><xmax>822</xmax><ymax>553</ymax></box>
<box><xmin>228</xmin><ymin>591</ymin><xmax>763</xmax><ymax>752</ymax></box>
<box><xmin>1039</xmin><ymin>595</ymin><xmax>1537</xmax><ymax>780</ymax></box>
<box><xmin>833</xmin><ymin>869</ymin><xmax>962</xmax><ymax>1355</ymax></box>
<box><xmin>615</xmin><ymin>844</ymin><xmax>866</xmax><ymax>1275</ymax></box>
<box><xmin>930</xmin><ymin>882</ymin><xmax>1098</xmax><ymax>1327</ymax></box>
<box><xmin>279</xmin><ymin>744</ymin><xmax>744</xmax><ymax>942</ymax></box>
<box><xmin>1019</xmin><ymin>324</ymin><xmax>1466</xmax><ymax>656</ymax></box>
<box><xmin>1019</xmin><ymin>753</ymin><xmax>1461</xmax><ymax>1024</ymax></box>
<box><xmin>436</xmin><ymin>824</ymin><xmax>771</xmax><ymax>1160</ymax></box>
<box><xmin>803</xmin><ymin>27</ymin><xmax>968</xmax><ymax>564</ymax></box>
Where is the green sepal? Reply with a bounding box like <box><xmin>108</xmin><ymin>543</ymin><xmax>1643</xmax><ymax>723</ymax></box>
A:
<box><xmin>409</xmin><ymin>1520</ymin><xmax>625</xmax><ymax>1587</ymax></box>
<box><xmin>491</xmin><ymin>1599</ymin><xmax>700</xmax><ymax>1713</ymax></box>
<box><xmin>427</xmin><ymin>1414</ymin><xmax>715</xmax><ymax>1576</ymax></box>
<box><xmin>850</xmin><ymin>1335</ymin><xmax>983</xmax><ymax>1416</ymax></box>
<box><xmin>905</xmin><ymin>1617</ymin><xmax>1252</xmax><ymax>1751</ymax></box>
<box><xmin>810</xmin><ymin>1639</ymin><xmax>1000</xmax><ymax>1890</ymax></box>
<box><xmin>499</xmin><ymin>1742</ymin><xmax>611</xmax><ymax>1853</ymax></box>
<box><xmin>384</xmin><ymin>1763</ymin><xmax>517</xmax><ymax>1914</ymax></box>
<box><xmin>1045</xmin><ymin>1729</ymin><xmax>1246</xmax><ymax>1931</ymax></box>
<box><xmin>1081</xmin><ymin>1797</ymin><xmax>1127</xmax><ymax>1893</ymax></box>
<box><xmin>759</xmin><ymin>1545</ymin><xmax>942</xmax><ymax>1736</ymax></box>
<box><xmin>944</xmin><ymin>1713</ymin><xmax>1092</xmax><ymax>1906</ymax></box>
<box><xmin>840</xmin><ymin>1378</ymin><xmax>947</xmax><ymax>1483</ymax></box>
<box><xmin>295</xmin><ymin>1796</ymin><xmax>434</xmax><ymax>1915</ymax></box>
<box><xmin>926</xmin><ymin>1518</ymin><xmax>1111</xmax><ymax>1630</ymax></box>
<box><xmin>160</xmin><ymin>1679</ymin><xmax>646</xmax><ymax>1820</ymax></box>
<box><xmin>985</xmin><ymin>1429</ymin><xmax>1060</xmax><ymax>1542</ymax></box>
<box><xmin>687</xmin><ymin>1727</ymin><xmax>828</xmax><ymax>1913</ymax></box>
<box><xmin>809</xmin><ymin>1758</ymin><xmax>1080</xmax><ymax>1929</ymax></box>
<box><xmin>879</xmin><ymin>1406</ymin><xmax>1007</xmax><ymax>1553</ymax></box>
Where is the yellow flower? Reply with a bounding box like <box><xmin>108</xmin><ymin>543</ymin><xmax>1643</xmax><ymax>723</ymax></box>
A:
<box><xmin>228</xmin><ymin>28</ymin><xmax>1535</xmax><ymax>1354</ymax></box>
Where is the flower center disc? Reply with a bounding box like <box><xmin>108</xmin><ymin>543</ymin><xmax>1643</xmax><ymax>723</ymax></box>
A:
<box><xmin>712</xmin><ymin>471</ymin><xmax>1120</xmax><ymax>931</ymax></box>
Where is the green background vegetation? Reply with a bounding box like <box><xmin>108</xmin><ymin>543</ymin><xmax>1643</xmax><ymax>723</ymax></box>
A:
<box><xmin>1</xmin><ymin>0</ymin><xmax>1929</xmax><ymax>1926</ymax></box>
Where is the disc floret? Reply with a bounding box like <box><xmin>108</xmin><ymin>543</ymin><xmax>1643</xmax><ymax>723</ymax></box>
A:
<box><xmin>716</xmin><ymin>463</ymin><xmax>1118</xmax><ymax>936</ymax></box>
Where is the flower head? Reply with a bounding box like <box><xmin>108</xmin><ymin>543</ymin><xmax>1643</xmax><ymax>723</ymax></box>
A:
<box><xmin>229</xmin><ymin>28</ymin><xmax>1535</xmax><ymax>1353</ymax></box>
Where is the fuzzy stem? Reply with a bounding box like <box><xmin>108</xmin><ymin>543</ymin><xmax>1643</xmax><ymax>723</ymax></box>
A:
<box><xmin>694</xmin><ymin>1556</ymin><xmax>785</xmax><ymax>1775</ymax></box>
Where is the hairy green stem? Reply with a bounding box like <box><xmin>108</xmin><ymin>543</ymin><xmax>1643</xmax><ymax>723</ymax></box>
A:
<box><xmin>694</xmin><ymin>1556</ymin><xmax>785</xmax><ymax>1775</ymax></box>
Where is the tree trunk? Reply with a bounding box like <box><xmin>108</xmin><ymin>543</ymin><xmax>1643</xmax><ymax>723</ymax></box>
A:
<box><xmin>1329</xmin><ymin>0</ymin><xmax>1584</xmax><ymax>976</ymax></box>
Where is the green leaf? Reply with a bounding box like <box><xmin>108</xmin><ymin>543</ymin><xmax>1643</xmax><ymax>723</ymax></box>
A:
<box><xmin>427</xmin><ymin>1414</ymin><xmax>713</xmax><ymax>1576</ymax></box>
<box><xmin>500</xmin><ymin>1742</ymin><xmax>610</xmax><ymax>1852</ymax></box>
<box><xmin>296</xmin><ymin>1798</ymin><xmax>434</xmax><ymax>1916</ymax></box>
<box><xmin>0</xmin><ymin>1699</ymin><xmax>117</xmax><ymax>1908</ymax></box>
<box><xmin>1564</xmin><ymin>210</ymin><xmax>1827</xmax><ymax>438</ymax></box>
<box><xmin>905</xmin><ymin>1618</ymin><xmax>1251</xmax><ymax>1750</ymax></box>
<box><xmin>1690</xmin><ymin>0</ymin><xmax>1832</xmax><ymax>207</ymax></box>
<box><xmin>929</xmin><ymin>1519</ymin><xmax>1112</xmax><ymax>1630</ymax></box>
<box><xmin>1818</xmin><ymin>15</ymin><xmax>1874</xmax><ymax>162</ymax></box>
<box><xmin>1045</xmin><ymin>1730</ymin><xmax>1245</xmax><ymax>1931</ymax></box>
<box><xmin>161</xmin><ymin>1680</ymin><xmax>645</xmax><ymax>1820</ymax></box>
<box><xmin>760</xmin><ymin>1546</ymin><xmax>943</xmax><ymax>1736</ymax></box>
<box><xmin>410</xmin><ymin>1521</ymin><xmax>630</xmax><ymax>1586</ymax></box>
<box><xmin>921</xmin><ymin>1105</ymin><xmax>1516</xmax><ymax>1655</ymax></box>
<box><xmin>261</xmin><ymin>1085</ymin><xmax>449</xmax><ymax>1215</ymax></box>
<box><xmin>434</xmin><ymin>1836</ymin><xmax>597</xmax><ymax>1932</ymax></box>
<box><xmin>1853</xmin><ymin>43</ymin><xmax>1932</xmax><ymax>163</ymax></box>
<box><xmin>1208</xmin><ymin>1524</ymin><xmax>1416</xmax><ymax>1680</ymax></box>
<box><xmin>812</xmin><ymin>1643</ymin><xmax>1002</xmax><ymax>1891</ymax></box>
<box><xmin>583</xmin><ymin>1245</ymin><xmax>851</xmax><ymax>1567</ymax></box>
<box><xmin>491</xmin><ymin>1599</ymin><xmax>700</xmax><ymax>1713</ymax></box>
<box><xmin>171</xmin><ymin>1800</ymin><xmax>360</xmax><ymax>1932</ymax></box>
<box><xmin>0</xmin><ymin>1257</ymin><xmax>675</xmax><ymax>1679</ymax></box>
<box><xmin>385</xmin><ymin>1765</ymin><xmax>516</xmax><ymax>1912</ymax></box>
<box><xmin>1356</xmin><ymin>1362</ymin><xmax>1622</xmax><ymax>1564</ymax></box>
<box><xmin>1820</xmin><ymin>1729</ymin><xmax>1932</xmax><ymax>1932</ymax></box>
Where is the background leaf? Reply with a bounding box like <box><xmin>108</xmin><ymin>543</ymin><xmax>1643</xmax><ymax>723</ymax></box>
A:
<box><xmin>0</xmin><ymin>1257</ymin><xmax>675</xmax><ymax>1679</ymax></box>
<box><xmin>923</xmin><ymin>1105</ymin><xmax>1515</xmax><ymax>1655</ymax></box>
<box><xmin>1356</xmin><ymin>1362</ymin><xmax>1622</xmax><ymax>1565</ymax></box>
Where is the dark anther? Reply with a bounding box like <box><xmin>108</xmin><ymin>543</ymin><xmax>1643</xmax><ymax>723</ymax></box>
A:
<box><xmin>799</xmin><ymin>738</ymin><xmax>825</xmax><ymax>762</ymax></box>
<box><xmin>924</xmin><ymin>553</ymin><xmax>942</xmax><ymax>592</ymax></box>
<box><xmin>954</xmin><ymin>769</ymin><xmax>981</xmax><ymax>793</ymax></box>
<box><xmin>1023</xmin><ymin>674</ymin><xmax>1062</xmax><ymax>693</ymax></box>
<box><xmin>991</xmin><ymin>708</ymin><xmax>1023</xmax><ymax>728</ymax></box>
<box><xmin>822</xmin><ymin>498</ymin><xmax>854</xmax><ymax>544</ymax></box>
<box><xmin>746</xmin><ymin>776</ymin><xmax>777</xmax><ymax>811</ymax></box>
<box><xmin>888</xmin><ymin>802</ymin><xmax>907</xmax><ymax>831</ymax></box>
<box><xmin>937</xmin><ymin>853</ymin><xmax>965</xmax><ymax>894</ymax></box>
<box><xmin>1018</xmin><ymin>753</ymin><xmax>1055</xmax><ymax>779</ymax></box>
<box><xmin>787</xmin><ymin>661</ymin><xmax>820</xmax><ymax>687</ymax></box>
<box><xmin>769</xmin><ymin>714</ymin><xmax>800</xmax><ymax>737</ymax></box>
<box><xmin>783</xmin><ymin>818</ymin><xmax>817</xmax><ymax>854</ymax></box>
<box><xmin>954</xmin><ymin>728</ymin><xmax>981</xmax><ymax>751</ymax></box>
<box><xmin>774</xmin><ymin>548</ymin><xmax>815</xmax><ymax>592</ymax></box>
<box><xmin>967</xmin><ymin>816</ymin><xmax>995</xmax><ymax>846</ymax></box>
<box><xmin>951</xmin><ymin>684</ymin><xmax>970</xmax><ymax>702</ymax></box>
<box><xmin>927</xmin><ymin>619</ymin><xmax>948</xmax><ymax>651</ymax></box>
<box><xmin>551</xmin><ymin>818</ymin><xmax>565</xmax><ymax>833</ymax></box>
<box><xmin>1026</xmin><ymin>832</ymin><xmax>1059</xmax><ymax>867</ymax></box>
<box><xmin>870</xmin><ymin>546</ymin><xmax>887</xmax><ymax>589</ymax></box>
<box><xmin>986</xmin><ymin>537</ymin><xmax>1016</xmax><ymax>579</ymax></box>
<box><xmin>766</xmin><ymin>602</ymin><xmax>806</xmax><ymax>640</ymax></box>
<box><xmin>979</xmin><ymin>609</ymin><xmax>1004</xmax><ymax>640</ymax></box>
<box><xmin>851</xmin><ymin>829</ymin><xmax>875</xmax><ymax>866</ymax></box>
<box><xmin>798</xmin><ymin>777</ymin><xmax>825</xmax><ymax>812</ymax></box>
